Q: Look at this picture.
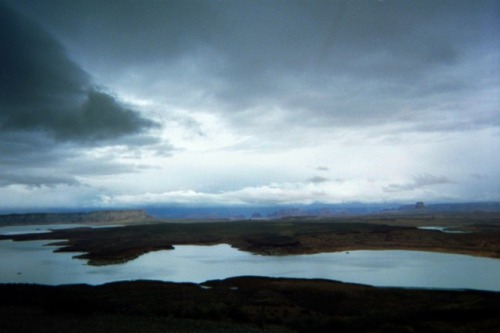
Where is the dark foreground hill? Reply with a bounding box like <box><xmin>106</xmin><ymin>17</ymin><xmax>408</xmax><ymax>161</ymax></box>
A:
<box><xmin>1</xmin><ymin>277</ymin><xmax>499</xmax><ymax>333</ymax></box>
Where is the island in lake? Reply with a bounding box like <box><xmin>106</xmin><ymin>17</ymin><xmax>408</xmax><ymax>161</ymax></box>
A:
<box><xmin>0</xmin><ymin>208</ymin><xmax>499</xmax><ymax>332</ymax></box>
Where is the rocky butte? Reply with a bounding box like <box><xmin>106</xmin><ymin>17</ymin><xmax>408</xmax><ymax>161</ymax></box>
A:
<box><xmin>0</xmin><ymin>210</ymin><xmax>155</xmax><ymax>226</ymax></box>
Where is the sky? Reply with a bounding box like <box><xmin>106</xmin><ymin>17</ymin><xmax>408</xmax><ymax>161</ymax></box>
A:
<box><xmin>0</xmin><ymin>0</ymin><xmax>499</xmax><ymax>211</ymax></box>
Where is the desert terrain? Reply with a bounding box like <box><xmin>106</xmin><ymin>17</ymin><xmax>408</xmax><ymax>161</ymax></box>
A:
<box><xmin>1</xmin><ymin>210</ymin><xmax>499</xmax><ymax>332</ymax></box>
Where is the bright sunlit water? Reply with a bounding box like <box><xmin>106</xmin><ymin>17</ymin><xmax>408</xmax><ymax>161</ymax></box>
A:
<box><xmin>1</xmin><ymin>232</ymin><xmax>499</xmax><ymax>291</ymax></box>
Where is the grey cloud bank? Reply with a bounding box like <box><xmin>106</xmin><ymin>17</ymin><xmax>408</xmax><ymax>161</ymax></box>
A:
<box><xmin>0</xmin><ymin>2</ymin><xmax>160</xmax><ymax>191</ymax></box>
<box><xmin>0</xmin><ymin>0</ymin><xmax>498</xmax><ymax>209</ymax></box>
<box><xmin>21</xmin><ymin>0</ymin><xmax>497</xmax><ymax>132</ymax></box>
<box><xmin>0</xmin><ymin>2</ymin><xmax>157</xmax><ymax>142</ymax></box>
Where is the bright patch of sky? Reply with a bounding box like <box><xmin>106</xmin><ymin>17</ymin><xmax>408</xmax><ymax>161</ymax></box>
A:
<box><xmin>0</xmin><ymin>0</ymin><xmax>498</xmax><ymax>210</ymax></box>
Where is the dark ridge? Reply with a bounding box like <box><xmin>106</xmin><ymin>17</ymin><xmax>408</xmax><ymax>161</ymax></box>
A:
<box><xmin>0</xmin><ymin>277</ymin><xmax>499</xmax><ymax>333</ymax></box>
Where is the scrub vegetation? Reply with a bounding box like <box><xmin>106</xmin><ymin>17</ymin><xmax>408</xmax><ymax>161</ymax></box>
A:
<box><xmin>1</xmin><ymin>277</ymin><xmax>499</xmax><ymax>333</ymax></box>
<box><xmin>2</xmin><ymin>212</ymin><xmax>499</xmax><ymax>265</ymax></box>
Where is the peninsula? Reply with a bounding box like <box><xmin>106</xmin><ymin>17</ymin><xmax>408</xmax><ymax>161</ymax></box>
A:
<box><xmin>1</xmin><ymin>211</ymin><xmax>499</xmax><ymax>265</ymax></box>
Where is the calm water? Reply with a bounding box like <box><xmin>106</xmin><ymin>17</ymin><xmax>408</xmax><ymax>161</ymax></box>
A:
<box><xmin>417</xmin><ymin>226</ymin><xmax>470</xmax><ymax>234</ymax></box>
<box><xmin>0</xmin><ymin>224</ymin><xmax>122</xmax><ymax>236</ymax></box>
<box><xmin>1</xmin><ymin>236</ymin><xmax>499</xmax><ymax>291</ymax></box>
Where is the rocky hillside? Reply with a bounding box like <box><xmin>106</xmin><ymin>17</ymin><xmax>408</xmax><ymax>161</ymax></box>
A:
<box><xmin>0</xmin><ymin>210</ymin><xmax>155</xmax><ymax>226</ymax></box>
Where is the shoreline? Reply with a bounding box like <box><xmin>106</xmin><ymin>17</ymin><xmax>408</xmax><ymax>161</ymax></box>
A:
<box><xmin>2</xmin><ymin>215</ymin><xmax>499</xmax><ymax>332</ymax></box>
<box><xmin>1</xmin><ymin>217</ymin><xmax>499</xmax><ymax>265</ymax></box>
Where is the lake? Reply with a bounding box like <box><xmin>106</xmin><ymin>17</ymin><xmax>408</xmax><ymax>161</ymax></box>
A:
<box><xmin>0</xmin><ymin>223</ymin><xmax>122</xmax><ymax>235</ymax></box>
<box><xmin>1</xmin><ymin>229</ymin><xmax>499</xmax><ymax>291</ymax></box>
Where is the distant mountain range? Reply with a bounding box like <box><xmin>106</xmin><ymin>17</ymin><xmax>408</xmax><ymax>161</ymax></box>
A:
<box><xmin>145</xmin><ymin>202</ymin><xmax>500</xmax><ymax>220</ymax></box>
<box><xmin>396</xmin><ymin>202</ymin><xmax>500</xmax><ymax>213</ymax></box>
<box><xmin>144</xmin><ymin>203</ymin><xmax>400</xmax><ymax>220</ymax></box>
<box><xmin>1</xmin><ymin>202</ymin><xmax>498</xmax><ymax>225</ymax></box>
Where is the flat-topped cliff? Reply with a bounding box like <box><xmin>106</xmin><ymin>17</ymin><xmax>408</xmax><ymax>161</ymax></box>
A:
<box><xmin>0</xmin><ymin>210</ymin><xmax>155</xmax><ymax>226</ymax></box>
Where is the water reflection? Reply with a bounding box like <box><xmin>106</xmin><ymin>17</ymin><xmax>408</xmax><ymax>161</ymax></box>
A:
<box><xmin>417</xmin><ymin>226</ymin><xmax>470</xmax><ymax>234</ymax></box>
<box><xmin>0</xmin><ymin>224</ymin><xmax>122</xmax><ymax>236</ymax></box>
<box><xmin>0</xmin><ymin>239</ymin><xmax>499</xmax><ymax>291</ymax></box>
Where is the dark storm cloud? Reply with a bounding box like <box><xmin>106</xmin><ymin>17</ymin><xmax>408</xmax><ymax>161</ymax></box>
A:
<box><xmin>16</xmin><ymin>0</ymin><xmax>495</xmax><ymax>134</ymax></box>
<box><xmin>2</xmin><ymin>0</ymin><xmax>497</xmax><ymax>140</ymax></box>
<box><xmin>54</xmin><ymin>89</ymin><xmax>157</xmax><ymax>141</ymax></box>
<box><xmin>6</xmin><ymin>0</ymin><xmax>215</xmax><ymax>67</ymax></box>
<box><xmin>0</xmin><ymin>0</ymin><xmax>496</xmax><ymax>206</ymax></box>
<box><xmin>0</xmin><ymin>2</ymin><xmax>157</xmax><ymax>143</ymax></box>
<box><xmin>10</xmin><ymin>1</ymin><xmax>497</xmax><ymax>95</ymax></box>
